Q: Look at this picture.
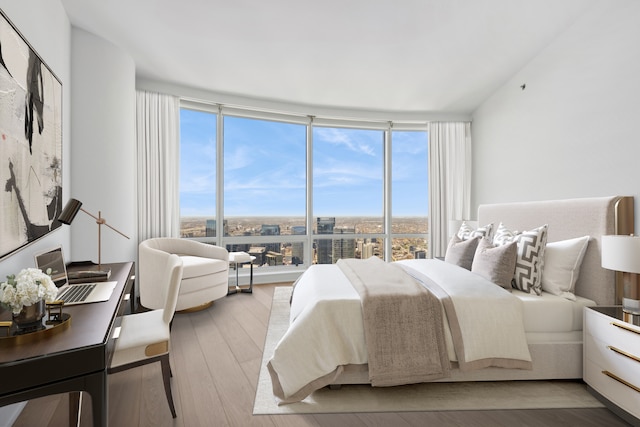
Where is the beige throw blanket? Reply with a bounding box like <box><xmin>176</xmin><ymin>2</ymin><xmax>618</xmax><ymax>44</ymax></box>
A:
<box><xmin>337</xmin><ymin>257</ymin><xmax>451</xmax><ymax>386</ymax></box>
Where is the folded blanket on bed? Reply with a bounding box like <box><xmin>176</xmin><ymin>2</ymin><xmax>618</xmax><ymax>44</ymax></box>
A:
<box><xmin>397</xmin><ymin>259</ymin><xmax>533</xmax><ymax>371</ymax></box>
<box><xmin>337</xmin><ymin>257</ymin><xmax>450</xmax><ymax>386</ymax></box>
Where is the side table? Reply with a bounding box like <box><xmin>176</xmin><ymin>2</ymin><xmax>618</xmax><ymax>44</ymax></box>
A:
<box><xmin>583</xmin><ymin>306</ymin><xmax>640</xmax><ymax>426</ymax></box>
<box><xmin>228</xmin><ymin>252</ymin><xmax>255</xmax><ymax>295</ymax></box>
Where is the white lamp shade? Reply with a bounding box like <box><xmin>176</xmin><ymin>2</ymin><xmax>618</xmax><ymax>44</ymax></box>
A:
<box><xmin>601</xmin><ymin>235</ymin><xmax>640</xmax><ymax>273</ymax></box>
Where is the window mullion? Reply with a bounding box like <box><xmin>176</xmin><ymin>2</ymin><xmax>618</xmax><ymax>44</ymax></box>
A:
<box><xmin>384</xmin><ymin>124</ymin><xmax>392</xmax><ymax>262</ymax></box>
<box><xmin>216</xmin><ymin>105</ymin><xmax>224</xmax><ymax>244</ymax></box>
<box><xmin>305</xmin><ymin>117</ymin><xmax>314</xmax><ymax>267</ymax></box>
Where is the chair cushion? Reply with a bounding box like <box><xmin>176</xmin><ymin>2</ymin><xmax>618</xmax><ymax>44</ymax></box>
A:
<box><xmin>180</xmin><ymin>256</ymin><xmax>227</xmax><ymax>278</ymax></box>
<box><xmin>111</xmin><ymin>310</ymin><xmax>170</xmax><ymax>368</ymax></box>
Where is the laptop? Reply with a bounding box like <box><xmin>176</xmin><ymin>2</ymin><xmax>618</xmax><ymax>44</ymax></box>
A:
<box><xmin>34</xmin><ymin>246</ymin><xmax>117</xmax><ymax>306</ymax></box>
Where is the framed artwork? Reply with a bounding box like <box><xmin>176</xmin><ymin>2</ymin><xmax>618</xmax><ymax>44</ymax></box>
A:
<box><xmin>0</xmin><ymin>8</ymin><xmax>63</xmax><ymax>260</ymax></box>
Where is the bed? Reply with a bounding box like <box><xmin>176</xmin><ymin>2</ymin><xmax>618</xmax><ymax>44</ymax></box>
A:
<box><xmin>267</xmin><ymin>196</ymin><xmax>634</xmax><ymax>404</ymax></box>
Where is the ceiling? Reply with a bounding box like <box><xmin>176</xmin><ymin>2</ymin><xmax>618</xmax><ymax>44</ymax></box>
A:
<box><xmin>61</xmin><ymin>0</ymin><xmax>599</xmax><ymax>115</ymax></box>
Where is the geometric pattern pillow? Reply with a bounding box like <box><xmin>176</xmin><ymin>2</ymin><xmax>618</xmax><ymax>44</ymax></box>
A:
<box><xmin>457</xmin><ymin>221</ymin><xmax>493</xmax><ymax>241</ymax></box>
<box><xmin>493</xmin><ymin>223</ymin><xmax>549</xmax><ymax>295</ymax></box>
<box><xmin>492</xmin><ymin>222</ymin><xmax>519</xmax><ymax>246</ymax></box>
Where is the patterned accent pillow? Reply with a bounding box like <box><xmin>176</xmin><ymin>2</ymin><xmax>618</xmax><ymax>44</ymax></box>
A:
<box><xmin>445</xmin><ymin>235</ymin><xmax>480</xmax><ymax>270</ymax></box>
<box><xmin>493</xmin><ymin>223</ymin><xmax>549</xmax><ymax>295</ymax></box>
<box><xmin>492</xmin><ymin>222</ymin><xmax>519</xmax><ymax>246</ymax></box>
<box><xmin>456</xmin><ymin>222</ymin><xmax>493</xmax><ymax>241</ymax></box>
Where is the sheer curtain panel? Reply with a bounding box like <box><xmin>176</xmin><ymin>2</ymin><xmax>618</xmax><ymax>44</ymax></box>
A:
<box><xmin>428</xmin><ymin>122</ymin><xmax>472</xmax><ymax>258</ymax></box>
<box><xmin>136</xmin><ymin>91</ymin><xmax>180</xmax><ymax>241</ymax></box>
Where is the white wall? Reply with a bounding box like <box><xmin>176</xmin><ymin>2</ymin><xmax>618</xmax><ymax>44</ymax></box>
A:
<box><xmin>0</xmin><ymin>2</ymin><xmax>135</xmax><ymax>422</ymax></box>
<box><xmin>0</xmin><ymin>3</ymin><xmax>137</xmax><ymax>272</ymax></box>
<box><xmin>69</xmin><ymin>28</ymin><xmax>137</xmax><ymax>264</ymax></box>
<box><xmin>471</xmin><ymin>0</ymin><xmax>640</xmax><ymax>227</ymax></box>
<box><xmin>0</xmin><ymin>1</ymin><xmax>70</xmax><ymax>423</ymax></box>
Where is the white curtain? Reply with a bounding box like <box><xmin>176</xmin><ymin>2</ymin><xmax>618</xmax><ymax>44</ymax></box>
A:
<box><xmin>136</xmin><ymin>90</ymin><xmax>180</xmax><ymax>242</ymax></box>
<box><xmin>428</xmin><ymin>122</ymin><xmax>472</xmax><ymax>258</ymax></box>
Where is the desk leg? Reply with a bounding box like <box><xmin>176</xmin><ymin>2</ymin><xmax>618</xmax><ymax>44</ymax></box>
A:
<box><xmin>69</xmin><ymin>392</ymin><xmax>81</xmax><ymax>427</ymax></box>
<box><xmin>84</xmin><ymin>371</ymin><xmax>108</xmax><ymax>427</ymax></box>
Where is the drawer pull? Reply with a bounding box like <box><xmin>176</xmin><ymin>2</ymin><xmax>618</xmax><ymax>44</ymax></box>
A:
<box><xmin>602</xmin><ymin>370</ymin><xmax>640</xmax><ymax>393</ymax></box>
<box><xmin>608</xmin><ymin>345</ymin><xmax>640</xmax><ymax>364</ymax></box>
<box><xmin>112</xmin><ymin>326</ymin><xmax>121</xmax><ymax>340</ymax></box>
<box><xmin>611</xmin><ymin>321</ymin><xmax>640</xmax><ymax>335</ymax></box>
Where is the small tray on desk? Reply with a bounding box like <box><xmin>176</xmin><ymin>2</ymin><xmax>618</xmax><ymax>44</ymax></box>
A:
<box><xmin>0</xmin><ymin>313</ymin><xmax>71</xmax><ymax>347</ymax></box>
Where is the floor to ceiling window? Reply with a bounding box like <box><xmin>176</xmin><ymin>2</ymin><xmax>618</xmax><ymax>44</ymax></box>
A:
<box><xmin>179</xmin><ymin>102</ymin><xmax>429</xmax><ymax>280</ymax></box>
<box><xmin>179</xmin><ymin>108</ymin><xmax>217</xmax><ymax>238</ymax></box>
<box><xmin>391</xmin><ymin>130</ymin><xmax>429</xmax><ymax>260</ymax></box>
<box><xmin>223</xmin><ymin>115</ymin><xmax>307</xmax><ymax>266</ymax></box>
<box><xmin>313</xmin><ymin>126</ymin><xmax>384</xmax><ymax>263</ymax></box>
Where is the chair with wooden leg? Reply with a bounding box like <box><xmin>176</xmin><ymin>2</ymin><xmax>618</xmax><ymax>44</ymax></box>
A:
<box><xmin>108</xmin><ymin>254</ymin><xmax>184</xmax><ymax>418</ymax></box>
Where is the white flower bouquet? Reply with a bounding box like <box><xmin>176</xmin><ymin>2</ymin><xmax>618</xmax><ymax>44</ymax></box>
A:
<box><xmin>0</xmin><ymin>268</ymin><xmax>58</xmax><ymax>315</ymax></box>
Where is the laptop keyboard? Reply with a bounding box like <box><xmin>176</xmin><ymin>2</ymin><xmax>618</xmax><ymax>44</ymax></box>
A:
<box><xmin>59</xmin><ymin>284</ymin><xmax>96</xmax><ymax>303</ymax></box>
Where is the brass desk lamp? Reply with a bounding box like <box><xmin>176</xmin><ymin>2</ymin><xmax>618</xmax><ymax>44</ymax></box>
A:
<box><xmin>58</xmin><ymin>198</ymin><xmax>130</xmax><ymax>273</ymax></box>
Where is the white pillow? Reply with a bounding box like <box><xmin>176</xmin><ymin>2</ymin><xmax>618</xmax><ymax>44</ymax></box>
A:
<box><xmin>541</xmin><ymin>236</ymin><xmax>590</xmax><ymax>300</ymax></box>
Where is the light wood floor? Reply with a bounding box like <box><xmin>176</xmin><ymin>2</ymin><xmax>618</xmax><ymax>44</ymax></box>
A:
<box><xmin>13</xmin><ymin>283</ymin><xmax>631</xmax><ymax>427</ymax></box>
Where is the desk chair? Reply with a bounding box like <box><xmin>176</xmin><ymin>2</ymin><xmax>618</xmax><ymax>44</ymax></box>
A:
<box><xmin>108</xmin><ymin>254</ymin><xmax>184</xmax><ymax>418</ymax></box>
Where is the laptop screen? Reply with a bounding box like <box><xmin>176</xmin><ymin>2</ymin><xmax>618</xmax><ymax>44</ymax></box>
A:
<box><xmin>34</xmin><ymin>246</ymin><xmax>68</xmax><ymax>288</ymax></box>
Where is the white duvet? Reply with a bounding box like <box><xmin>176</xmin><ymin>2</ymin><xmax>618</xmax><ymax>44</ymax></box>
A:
<box><xmin>267</xmin><ymin>259</ymin><xmax>532</xmax><ymax>404</ymax></box>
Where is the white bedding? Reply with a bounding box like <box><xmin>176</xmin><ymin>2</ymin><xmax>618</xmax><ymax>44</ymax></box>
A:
<box><xmin>269</xmin><ymin>259</ymin><xmax>535</xmax><ymax>403</ymax></box>
<box><xmin>514</xmin><ymin>289</ymin><xmax>595</xmax><ymax>333</ymax></box>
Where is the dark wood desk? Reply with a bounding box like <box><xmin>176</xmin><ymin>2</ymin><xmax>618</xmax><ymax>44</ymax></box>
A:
<box><xmin>0</xmin><ymin>262</ymin><xmax>134</xmax><ymax>427</ymax></box>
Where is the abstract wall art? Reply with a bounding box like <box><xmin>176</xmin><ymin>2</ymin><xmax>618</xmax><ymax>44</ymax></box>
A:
<box><xmin>0</xmin><ymin>8</ymin><xmax>63</xmax><ymax>259</ymax></box>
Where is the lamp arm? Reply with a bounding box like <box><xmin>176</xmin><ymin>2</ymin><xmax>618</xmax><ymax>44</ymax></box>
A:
<box><xmin>103</xmin><ymin>222</ymin><xmax>130</xmax><ymax>240</ymax></box>
<box><xmin>80</xmin><ymin>208</ymin><xmax>130</xmax><ymax>239</ymax></box>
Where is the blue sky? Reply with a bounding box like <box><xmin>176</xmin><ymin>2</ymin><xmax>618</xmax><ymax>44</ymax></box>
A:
<box><xmin>179</xmin><ymin>109</ymin><xmax>428</xmax><ymax>217</ymax></box>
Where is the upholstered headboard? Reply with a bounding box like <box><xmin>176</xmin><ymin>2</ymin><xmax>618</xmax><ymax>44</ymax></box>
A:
<box><xmin>478</xmin><ymin>196</ymin><xmax>634</xmax><ymax>306</ymax></box>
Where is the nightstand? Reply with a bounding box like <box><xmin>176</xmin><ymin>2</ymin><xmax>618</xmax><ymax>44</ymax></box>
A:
<box><xmin>584</xmin><ymin>306</ymin><xmax>640</xmax><ymax>426</ymax></box>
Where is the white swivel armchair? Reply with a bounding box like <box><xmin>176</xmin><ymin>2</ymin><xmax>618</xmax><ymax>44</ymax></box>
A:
<box><xmin>139</xmin><ymin>238</ymin><xmax>229</xmax><ymax>312</ymax></box>
<box><xmin>109</xmin><ymin>254</ymin><xmax>183</xmax><ymax>418</ymax></box>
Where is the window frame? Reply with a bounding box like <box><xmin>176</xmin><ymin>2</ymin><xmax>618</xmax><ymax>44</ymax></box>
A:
<box><xmin>179</xmin><ymin>101</ymin><xmax>429</xmax><ymax>282</ymax></box>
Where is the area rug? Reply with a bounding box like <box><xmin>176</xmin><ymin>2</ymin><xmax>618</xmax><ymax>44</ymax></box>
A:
<box><xmin>254</xmin><ymin>286</ymin><xmax>604</xmax><ymax>415</ymax></box>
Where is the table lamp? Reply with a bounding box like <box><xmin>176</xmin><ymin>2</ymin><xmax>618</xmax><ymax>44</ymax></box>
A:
<box><xmin>58</xmin><ymin>198</ymin><xmax>130</xmax><ymax>273</ymax></box>
<box><xmin>601</xmin><ymin>235</ymin><xmax>640</xmax><ymax>317</ymax></box>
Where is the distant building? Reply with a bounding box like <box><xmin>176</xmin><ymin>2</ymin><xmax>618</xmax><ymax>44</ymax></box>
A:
<box><xmin>261</xmin><ymin>224</ymin><xmax>280</xmax><ymax>235</ymax></box>
<box><xmin>248</xmin><ymin>246</ymin><xmax>266</xmax><ymax>265</ymax></box>
<box><xmin>414</xmin><ymin>250</ymin><xmax>427</xmax><ymax>259</ymax></box>
<box><xmin>361</xmin><ymin>241</ymin><xmax>375</xmax><ymax>259</ymax></box>
<box><xmin>291</xmin><ymin>226</ymin><xmax>306</xmax><ymax>265</ymax></box>
<box><xmin>261</xmin><ymin>224</ymin><xmax>281</xmax><ymax>253</ymax></box>
<box><xmin>205</xmin><ymin>219</ymin><xmax>228</xmax><ymax>237</ymax></box>
<box><xmin>332</xmin><ymin>227</ymin><xmax>355</xmax><ymax>262</ymax></box>
<box><xmin>227</xmin><ymin>243</ymin><xmax>250</xmax><ymax>252</ymax></box>
<box><xmin>316</xmin><ymin>217</ymin><xmax>335</xmax><ymax>264</ymax></box>
<box><xmin>265</xmin><ymin>251</ymin><xmax>284</xmax><ymax>266</ymax></box>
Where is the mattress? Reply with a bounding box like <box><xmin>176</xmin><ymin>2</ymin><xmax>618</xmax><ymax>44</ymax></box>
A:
<box><xmin>513</xmin><ymin>289</ymin><xmax>596</xmax><ymax>333</ymax></box>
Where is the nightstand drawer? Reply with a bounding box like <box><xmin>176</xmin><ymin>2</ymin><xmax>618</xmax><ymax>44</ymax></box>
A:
<box><xmin>585</xmin><ymin>358</ymin><xmax>640</xmax><ymax>419</ymax></box>
<box><xmin>585</xmin><ymin>332</ymin><xmax>640</xmax><ymax>378</ymax></box>
<box><xmin>585</xmin><ymin>308</ymin><xmax>640</xmax><ymax>356</ymax></box>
